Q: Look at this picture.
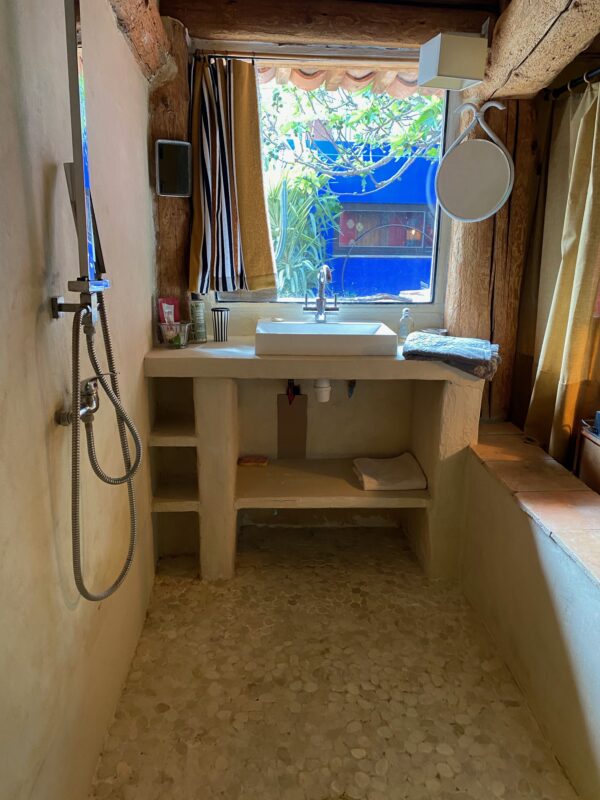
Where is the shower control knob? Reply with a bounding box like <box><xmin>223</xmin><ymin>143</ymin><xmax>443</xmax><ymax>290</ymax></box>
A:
<box><xmin>55</xmin><ymin>409</ymin><xmax>73</xmax><ymax>426</ymax></box>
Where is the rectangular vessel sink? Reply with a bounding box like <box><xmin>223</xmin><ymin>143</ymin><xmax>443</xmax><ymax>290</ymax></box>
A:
<box><xmin>255</xmin><ymin>319</ymin><xmax>398</xmax><ymax>356</ymax></box>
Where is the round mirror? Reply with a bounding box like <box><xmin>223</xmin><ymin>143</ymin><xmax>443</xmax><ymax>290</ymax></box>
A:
<box><xmin>436</xmin><ymin>138</ymin><xmax>513</xmax><ymax>222</ymax></box>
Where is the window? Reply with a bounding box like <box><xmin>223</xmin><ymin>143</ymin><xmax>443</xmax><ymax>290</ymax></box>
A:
<box><xmin>336</xmin><ymin>206</ymin><xmax>435</xmax><ymax>257</ymax></box>
<box><xmin>223</xmin><ymin>69</ymin><xmax>446</xmax><ymax>304</ymax></box>
<box><xmin>332</xmin><ymin>202</ymin><xmax>437</xmax><ymax>300</ymax></box>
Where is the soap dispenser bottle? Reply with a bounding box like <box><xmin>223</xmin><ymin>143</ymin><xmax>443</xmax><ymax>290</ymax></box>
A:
<box><xmin>398</xmin><ymin>307</ymin><xmax>414</xmax><ymax>344</ymax></box>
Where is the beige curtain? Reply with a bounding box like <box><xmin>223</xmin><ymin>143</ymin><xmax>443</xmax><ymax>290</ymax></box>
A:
<box><xmin>525</xmin><ymin>85</ymin><xmax>600</xmax><ymax>464</ymax></box>
<box><xmin>189</xmin><ymin>58</ymin><xmax>276</xmax><ymax>293</ymax></box>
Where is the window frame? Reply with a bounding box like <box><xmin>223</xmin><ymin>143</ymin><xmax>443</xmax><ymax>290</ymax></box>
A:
<box><xmin>214</xmin><ymin>88</ymin><xmax>458</xmax><ymax>334</ymax></box>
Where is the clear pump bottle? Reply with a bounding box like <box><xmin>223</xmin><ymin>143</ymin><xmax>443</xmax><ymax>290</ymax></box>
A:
<box><xmin>398</xmin><ymin>307</ymin><xmax>415</xmax><ymax>344</ymax></box>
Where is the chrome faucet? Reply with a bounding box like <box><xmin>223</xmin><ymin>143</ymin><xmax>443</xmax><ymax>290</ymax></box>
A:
<box><xmin>303</xmin><ymin>265</ymin><xmax>339</xmax><ymax>323</ymax></box>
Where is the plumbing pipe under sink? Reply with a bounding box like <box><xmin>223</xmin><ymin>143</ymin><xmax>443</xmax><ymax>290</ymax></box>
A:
<box><xmin>314</xmin><ymin>378</ymin><xmax>332</xmax><ymax>403</ymax></box>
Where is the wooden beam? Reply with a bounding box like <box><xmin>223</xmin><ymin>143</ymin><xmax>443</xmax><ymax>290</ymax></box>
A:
<box><xmin>109</xmin><ymin>0</ymin><xmax>175</xmax><ymax>83</ymax></box>
<box><xmin>475</xmin><ymin>0</ymin><xmax>600</xmax><ymax>100</ymax></box>
<box><xmin>149</xmin><ymin>17</ymin><xmax>191</xmax><ymax>316</ymax></box>
<box><xmin>160</xmin><ymin>0</ymin><xmax>493</xmax><ymax>48</ymax></box>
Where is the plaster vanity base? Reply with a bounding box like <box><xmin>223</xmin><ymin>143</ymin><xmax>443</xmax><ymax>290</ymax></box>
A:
<box><xmin>145</xmin><ymin>339</ymin><xmax>484</xmax><ymax>580</ymax></box>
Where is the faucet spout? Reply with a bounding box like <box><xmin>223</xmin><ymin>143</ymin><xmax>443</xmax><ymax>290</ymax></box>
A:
<box><xmin>304</xmin><ymin>265</ymin><xmax>338</xmax><ymax>323</ymax></box>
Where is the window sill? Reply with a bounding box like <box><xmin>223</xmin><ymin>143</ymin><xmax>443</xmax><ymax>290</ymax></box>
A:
<box><xmin>471</xmin><ymin>423</ymin><xmax>600</xmax><ymax>588</ymax></box>
<box><xmin>202</xmin><ymin>295</ymin><xmax>444</xmax><ymax>337</ymax></box>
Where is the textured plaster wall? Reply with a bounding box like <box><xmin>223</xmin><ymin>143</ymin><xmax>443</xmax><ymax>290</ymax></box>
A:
<box><xmin>461</xmin><ymin>455</ymin><xmax>600</xmax><ymax>800</ymax></box>
<box><xmin>238</xmin><ymin>379</ymin><xmax>414</xmax><ymax>459</ymax></box>
<box><xmin>0</xmin><ymin>1</ymin><xmax>156</xmax><ymax>798</ymax></box>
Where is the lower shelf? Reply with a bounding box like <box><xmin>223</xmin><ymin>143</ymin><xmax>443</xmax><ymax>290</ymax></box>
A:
<box><xmin>152</xmin><ymin>482</ymin><xmax>200</xmax><ymax>513</ymax></box>
<box><xmin>235</xmin><ymin>458</ymin><xmax>430</xmax><ymax>510</ymax></box>
<box><xmin>149</xmin><ymin>420</ymin><xmax>197</xmax><ymax>447</ymax></box>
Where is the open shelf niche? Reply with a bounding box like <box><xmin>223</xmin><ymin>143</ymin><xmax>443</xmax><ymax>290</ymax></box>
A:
<box><xmin>150</xmin><ymin>445</ymin><xmax>199</xmax><ymax>512</ymax></box>
<box><xmin>149</xmin><ymin>377</ymin><xmax>201</xmax><ymax>560</ymax></box>
<box><xmin>149</xmin><ymin>377</ymin><xmax>196</xmax><ymax>445</ymax></box>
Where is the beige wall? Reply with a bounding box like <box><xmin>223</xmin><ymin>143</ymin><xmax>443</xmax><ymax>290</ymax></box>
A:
<box><xmin>461</xmin><ymin>455</ymin><xmax>600</xmax><ymax>800</ymax></box>
<box><xmin>238</xmin><ymin>379</ymin><xmax>414</xmax><ymax>459</ymax></box>
<box><xmin>0</xmin><ymin>1</ymin><xmax>156</xmax><ymax>798</ymax></box>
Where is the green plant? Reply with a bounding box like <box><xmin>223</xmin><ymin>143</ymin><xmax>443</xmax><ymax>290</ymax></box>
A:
<box><xmin>267</xmin><ymin>172</ymin><xmax>341</xmax><ymax>298</ymax></box>
<box><xmin>261</xmin><ymin>84</ymin><xmax>443</xmax><ymax>194</ymax></box>
<box><xmin>260</xmin><ymin>81</ymin><xmax>444</xmax><ymax>298</ymax></box>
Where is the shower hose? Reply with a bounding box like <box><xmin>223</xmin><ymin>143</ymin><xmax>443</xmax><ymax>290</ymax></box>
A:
<box><xmin>71</xmin><ymin>296</ymin><xmax>142</xmax><ymax>601</ymax></box>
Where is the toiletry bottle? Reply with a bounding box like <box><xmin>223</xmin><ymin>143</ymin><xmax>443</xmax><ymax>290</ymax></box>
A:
<box><xmin>189</xmin><ymin>293</ymin><xmax>207</xmax><ymax>343</ymax></box>
<box><xmin>398</xmin><ymin>308</ymin><xmax>414</xmax><ymax>344</ymax></box>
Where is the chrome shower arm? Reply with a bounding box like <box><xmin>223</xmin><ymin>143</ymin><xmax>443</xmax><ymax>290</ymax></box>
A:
<box><xmin>63</xmin><ymin>0</ymin><xmax>90</xmax><ymax>281</ymax></box>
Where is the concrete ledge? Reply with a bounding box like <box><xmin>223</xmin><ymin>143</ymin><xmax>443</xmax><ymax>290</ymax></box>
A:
<box><xmin>472</xmin><ymin>424</ymin><xmax>600</xmax><ymax>586</ymax></box>
<box><xmin>463</xmin><ymin>426</ymin><xmax>600</xmax><ymax>798</ymax></box>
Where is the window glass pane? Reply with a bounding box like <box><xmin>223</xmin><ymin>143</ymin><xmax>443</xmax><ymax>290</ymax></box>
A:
<box><xmin>228</xmin><ymin>77</ymin><xmax>445</xmax><ymax>304</ymax></box>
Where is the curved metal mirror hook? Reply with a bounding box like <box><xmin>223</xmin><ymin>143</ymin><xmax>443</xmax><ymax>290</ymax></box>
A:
<box><xmin>451</xmin><ymin>100</ymin><xmax>507</xmax><ymax>149</ymax></box>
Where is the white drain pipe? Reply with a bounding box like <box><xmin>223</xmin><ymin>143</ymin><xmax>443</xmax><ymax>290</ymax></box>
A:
<box><xmin>314</xmin><ymin>378</ymin><xmax>332</xmax><ymax>403</ymax></box>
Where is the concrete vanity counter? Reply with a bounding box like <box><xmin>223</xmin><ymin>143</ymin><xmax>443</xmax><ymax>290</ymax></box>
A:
<box><xmin>144</xmin><ymin>340</ymin><xmax>484</xmax><ymax>581</ymax></box>
<box><xmin>144</xmin><ymin>338</ymin><xmax>482</xmax><ymax>385</ymax></box>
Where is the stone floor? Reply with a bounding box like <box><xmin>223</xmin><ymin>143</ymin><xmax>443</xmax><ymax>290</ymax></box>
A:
<box><xmin>90</xmin><ymin>527</ymin><xmax>578</xmax><ymax>800</ymax></box>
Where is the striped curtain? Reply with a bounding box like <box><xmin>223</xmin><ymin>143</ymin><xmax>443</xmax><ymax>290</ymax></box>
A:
<box><xmin>189</xmin><ymin>58</ymin><xmax>276</xmax><ymax>294</ymax></box>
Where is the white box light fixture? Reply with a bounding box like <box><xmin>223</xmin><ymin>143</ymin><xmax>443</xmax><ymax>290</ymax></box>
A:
<box><xmin>418</xmin><ymin>33</ymin><xmax>488</xmax><ymax>91</ymax></box>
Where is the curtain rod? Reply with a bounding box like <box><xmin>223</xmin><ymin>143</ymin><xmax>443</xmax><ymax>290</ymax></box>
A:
<box><xmin>192</xmin><ymin>50</ymin><xmax>419</xmax><ymax>68</ymax></box>
<box><xmin>549</xmin><ymin>65</ymin><xmax>600</xmax><ymax>99</ymax></box>
<box><xmin>191</xmin><ymin>40</ymin><xmax>419</xmax><ymax>68</ymax></box>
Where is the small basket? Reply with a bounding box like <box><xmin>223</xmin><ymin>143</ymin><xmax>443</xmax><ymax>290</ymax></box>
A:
<box><xmin>159</xmin><ymin>322</ymin><xmax>191</xmax><ymax>349</ymax></box>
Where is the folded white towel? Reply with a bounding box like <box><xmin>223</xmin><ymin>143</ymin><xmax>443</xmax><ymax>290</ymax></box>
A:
<box><xmin>353</xmin><ymin>453</ymin><xmax>427</xmax><ymax>492</ymax></box>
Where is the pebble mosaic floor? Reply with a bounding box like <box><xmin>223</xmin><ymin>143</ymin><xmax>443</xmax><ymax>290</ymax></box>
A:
<box><xmin>90</xmin><ymin>527</ymin><xmax>578</xmax><ymax>800</ymax></box>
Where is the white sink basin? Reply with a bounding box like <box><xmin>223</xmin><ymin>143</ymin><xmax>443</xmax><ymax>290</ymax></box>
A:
<box><xmin>255</xmin><ymin>319</ymin><xmax>398</xmax><ymax>356</ymax></box>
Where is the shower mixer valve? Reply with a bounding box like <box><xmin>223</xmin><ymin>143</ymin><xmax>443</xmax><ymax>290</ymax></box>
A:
<box><xmin>79</xmin><ymin>378</ymin><xmax>100</xmax><ymax>422</ymax></box>
<box><xmin>55</xmin><ymin>378</ymin><xmax>100</xmax><ymax>426</ymax></box>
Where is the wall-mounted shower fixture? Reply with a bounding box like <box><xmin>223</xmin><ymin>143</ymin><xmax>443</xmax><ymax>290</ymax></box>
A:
<box><xmin>50</xmin><ymin>0</ymin><xmax>142</xmax><ymax>602</ymax></box>
<box><xmin>55</xmin><ymin>377</ymin><xmax>99</xmax><ymax>425</ymax></box>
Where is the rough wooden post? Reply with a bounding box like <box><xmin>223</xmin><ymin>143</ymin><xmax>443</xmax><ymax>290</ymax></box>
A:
<box><xmin>444</xmin><ymin>100</ymin><xmax>537</xmax><ymax>421</ymax></box>
<box><xmin>489</xmin><ymin>100</ymin><xmax>537</xmax><ymax>420</ymax></box>
<box><xmin>444</xmin><ymin>104</ymin><xmax>510</xmax><ymax>341</ymax></box>
<box><xmin>149</xmin><ymin>17</ymin><xmax>191</xmax><ymax>318</ymax></box>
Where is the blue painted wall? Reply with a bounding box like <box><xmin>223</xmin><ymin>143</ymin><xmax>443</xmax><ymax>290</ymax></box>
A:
<box><xmin>313</xmin><ymin>143</ymin><xmax>439</xmax><ymax>298</ymax></box>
